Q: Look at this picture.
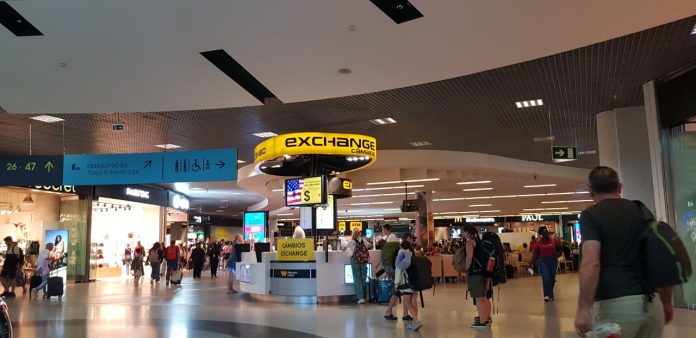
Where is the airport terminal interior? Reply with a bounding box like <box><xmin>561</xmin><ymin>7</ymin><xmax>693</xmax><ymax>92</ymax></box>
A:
<box><xmin>1</xmin><ymin>1</ymin><xmax>696</xmax><ymax>337</ymax></box>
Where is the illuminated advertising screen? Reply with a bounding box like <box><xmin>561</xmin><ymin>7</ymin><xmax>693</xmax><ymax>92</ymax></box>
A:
<box><xmin>285</xmin><ymin>176</ymin><xmax>326</xmax><ymax>206</ymax></box>
<box><xmin>244</xmin><ymin>211</ymin><xmax>267</xmax><ymax>242</ymax></box>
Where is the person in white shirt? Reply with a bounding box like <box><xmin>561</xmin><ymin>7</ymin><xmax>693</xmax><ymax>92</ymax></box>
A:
<box><xmin>292</xmin><ymin>222</ymin><xmax>305</xmax><ymax>239</ymax></box>
<box><xmin>383</xmin><ymin>224</ymin><xmax>399</xmax><ymax>243</ymax></box>
<box><xmin>31</xmin><ymin>243</ymin><xmax>54</xmax><ymax>299</ymax></box>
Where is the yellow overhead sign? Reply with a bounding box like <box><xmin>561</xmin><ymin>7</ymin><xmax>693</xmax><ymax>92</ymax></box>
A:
<box><xmin>277</xmin><ymin>238</ymin><xmax>315</xmax><ymax>261</ymax></box>
<box><xmin>338</xmin><ymin>221</ymin><xmax>363</xmax><ymax>232</ymax></box>
<box><xmin>254</xmin><ymin>132</ymin><xmax>377</xmax><ymax>170</ymax></box>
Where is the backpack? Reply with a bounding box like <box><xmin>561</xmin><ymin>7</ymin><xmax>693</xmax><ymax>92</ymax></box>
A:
<box><xmin>17</xmin><ymin>246</ymin><xmax>25</xmax><ymax>267</ymax></box>
<box><xmin>381</xmin><ymin>242</ymin><xmax>400</xmax><ymax>267</ymax></box>
<box><xmin>406</xmin><ymin>255</ymin><xmax>434</xmax><ymax>292</ymax></box>
<box><xmin>482</xmin><ymin>232</ymin><xmax>507</xmax><ymax>286</ymax></box>
<box><xmin>149</xmin><ymin>249</ymin><xmax>161</xmax><ymax>264</ymax></box>
<box><xmin>353</xmin><ymin>240</ymin><xmax>370</xmax><ymax>264</ymax></box>
<box><xmin>635</xmin><ymin>201</ymin><xmax>692</xmax><ymax>288</ymax></box>
<box><xmin>166</xmin><ymin>246</ymin><xmax>178</xmax><ymax>261</ymax></box>
<box><xmin>453</xmin><ymin>245</ymin><xmax>467</xmax><ymax>273</ymax></box>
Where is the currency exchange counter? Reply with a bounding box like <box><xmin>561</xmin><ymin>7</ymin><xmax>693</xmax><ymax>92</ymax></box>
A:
<box><xmin>236</xmin><ymin>250</ymin><xmax>381</xmax><ymax>304</ymax></box>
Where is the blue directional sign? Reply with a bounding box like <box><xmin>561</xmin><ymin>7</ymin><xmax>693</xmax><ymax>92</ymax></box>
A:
<box><xmin>162</xmin><ymin>148</ymin><xmax>237</xmax><ymax>182</ymax></box>
<box><xmin>63</xmin><ymin>153</ymin><xmax>163</xmax><ymax>185</ymax></box>
<box><xmin>0</xmin><ymin>155</ymin><xmax>63</xmax><ymax>186</ymax></box>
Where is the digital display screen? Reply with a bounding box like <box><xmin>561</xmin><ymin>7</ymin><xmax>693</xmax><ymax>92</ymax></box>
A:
<box><xmin>344</xmin><ymin>264</ymin><xmax>372</xmax><ymax>284</ymax></box>
<box><xmin>315</xmin><ymin>195</ymin><xmax>335</xmax><ymax>229</ymax></box>
<box><xmin>244</xmin><ymin>212</ymin><xmax>266</xmax><ymax>242</ymax></box>
<box><xmin>285</xmin><ymin>176</ymin><xmax>326</xmax><ymax>206</ymax></box>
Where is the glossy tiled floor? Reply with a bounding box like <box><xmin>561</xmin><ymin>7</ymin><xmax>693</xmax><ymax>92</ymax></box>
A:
<box><xmin>5</xmin><ymin>270</ymin><xmax>696</xmax><ymax>338</ymax></box>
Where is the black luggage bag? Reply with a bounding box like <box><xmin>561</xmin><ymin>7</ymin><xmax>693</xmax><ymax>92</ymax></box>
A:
<box><xmin>369</xmin><ymin>278</ymin><xmax>393</xmax><ymax>304</ymax></box>
<box><xmin>30</xmin><ymin>275</ymin><xmax>43</xmax><ymax>290</ymax></box>
<box><xmin>46</xmin><ymin>276</ymin><xmax>64</xmax><ymax>299</ymax></box>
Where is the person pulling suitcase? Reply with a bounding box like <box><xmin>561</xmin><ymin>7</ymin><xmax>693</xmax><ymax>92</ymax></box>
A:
<box><xmin>31</xmin><ymin>243</ymin><xmax>55</xmax><ymax>299</ymax></box>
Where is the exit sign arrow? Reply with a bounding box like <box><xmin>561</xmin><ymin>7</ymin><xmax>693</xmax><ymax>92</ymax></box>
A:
<box><xmin>552</xmin><ymin>146</ymin><xmax>577</xmax><ymax>162</ymax></box>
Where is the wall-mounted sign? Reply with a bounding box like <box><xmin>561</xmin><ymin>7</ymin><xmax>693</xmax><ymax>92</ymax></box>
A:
<box><xmin>94</xmin><ymin>185</ymin><xmax>168</xmax><ymax>206</ymax></box>
<box><xmin>338</xmin><ymin>221</ymin><xmax>364</xmax><ymax>232</ymax></box>
<box><xmin>522</xmin><ymin>214</ymin><xmax>544</xmax><ymax>222</ymax></box>
<box><xmin>126</xmin><ymin>187</ymin><xmax>150</xmax><ymax>199</ymax></box>
<box><xmin>271</xmin><ymin>268</ymin><xmax>315</xmax><ymax>279</ymax></box>
<box><xmin>31</xmin><ymin>185</ymin><xmax>76</xmax><ymax>193</ymax></box>
<box><xmin>285</xmin><ymin>176</ymin><xmax>326</xmax><ymax>206</ymax></box>
<box><xmin>0</xmin><ymin>155</ymin><xmax>63</xmax><ymax>186</ymax></box>
<box><xmin>254</xmin><ymin>132</ymin><xmax>377</xmax><ymax>171</ymax></box>
<box><xmin>465</xmin><ymin>218</ymin><xmax>496</xmax><ymax>223</ymax></box>
<box><xmin>276</xmin><ymin>238</ymin><xmax>315</xmax><ymax>261</ymax></box>
<box><xmin>168</xmin><ymin>192</ymin><xmax>190</xmax><ymax>211</ymax></box>
<box><xmin>63</xmin><ymin>148</ymin><xmax>237</xmax><ymax>185</ymax></box>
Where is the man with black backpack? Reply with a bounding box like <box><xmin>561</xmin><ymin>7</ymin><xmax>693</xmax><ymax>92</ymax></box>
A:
<box><xmin>463</xmin><ymin>226</ymin><xmax>491</xmax><ymax>330</ymax></box>
<box><xmin>575</xmin><ymin>167</ymin><xmax>674</xmax><ymax>338</ymax></box>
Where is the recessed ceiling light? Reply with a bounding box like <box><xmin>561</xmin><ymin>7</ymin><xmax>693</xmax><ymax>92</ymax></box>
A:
<box><xmin>369</xmin><ymin>117</ymin><xmax>397</xmax><ymax>125</ymax></box>
<box><xmin>353</xmin><ymin>192</ymin><xmax>416</xmax><ymax>198</ymax></box>
<box><xmin>545</xmin><ymin>207</ymin><xmax>569</xmax><ymax>210</ymax></box>
<box><xmin>155</xmin><ymin>144</ymin><xmax>181</xmax><ymax>149</ymax></box>
<box><xmin>409</xmin><ymin>141</ymin><xmax>432</xmax><ymax>147</ymax></box>
<box><xmin>524</xmin><ymin>184</ymin><xmax>557</xmax><ymax>188</ymax></box>
<box><xmin>567</xmin><ymin>199</ymin><xmax>593</xmax><ymax>203</ymax></box>
<box><xmin>463</xmin><ymin>188</ymin><xmax>493</xmax><ymax>192</ymax></box>
<box><xmin>523</xmin><ymin>208</ymin><xmax>545</xmax><ymax>211</ymax></box>
<box><xmin>469</xmin><ymin>204</ymin><xmax>492</xmax><ymax>207</ymax></box>
<box><xmin>253</xmin><ymin>132</ymin><xmax>278</xmax><ymax>138</ymax></box>
<box><xmin>541</xmin><ymin>201</ymin><xmax>567</xmax><ymax>204</ymax></box>
<box><xmin>30</xmin><ymin>115</ymin><xmax>64</xmax><ymax>123</ymax></box>
<box><xmin>271</xmin><ymin>189</ymin><xmax>284</xmax><ymax>192</ymax></box>
<box><xmin>515</xmin><ymin>99</ymin><xmax>544</xmax><ymax>108</ymax></box>
<box><xmin>457</xmin><ymin>180</ymin><xmax>492</xmax><ymax>185</ymax></box>
<box><xmin>354</xmin><ymin>184</ymin><xmax>424</xmax><ymax>192</ymax></box>
<box><xmin>478</xmin><ymin>210</ymin><xmax>501</xmax><ymax>213</ymax></box>
<box><xmin>237</xmin><ymin>160</ymin><xmax>246</xmax><ymax>164</ymax></box>
<box><xmin>367</xmin><ymin>178</ymin><xmax>439</xmax><ymax>185</ymax></box>
<box><xmin>692</xmin><ymin>23</ymin><xmax>696</xmax><ymax>35</ymax></box>
<box><xmin>278</xmin><ymin>213</ymin><xmax>293</xmax><ymax>216</ymax></box>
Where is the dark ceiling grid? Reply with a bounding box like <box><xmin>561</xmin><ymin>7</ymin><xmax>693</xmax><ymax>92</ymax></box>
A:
<box><xmin>1</xmin><ymin>16</ymin><xmax>696</xmax><ymax>169</ymax></box>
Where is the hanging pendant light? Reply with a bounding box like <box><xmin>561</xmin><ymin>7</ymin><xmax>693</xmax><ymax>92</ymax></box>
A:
<box><xmin>22</xmin><ymin>194</ymin><xmax>34</xmax><ymax>205</ymax></box>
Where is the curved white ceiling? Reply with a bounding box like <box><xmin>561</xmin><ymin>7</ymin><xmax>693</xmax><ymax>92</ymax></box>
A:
<box><xmin>237</xmin><ymin>150</ymin><xmax>593</xmax><ymax>219</ymax></box>
<box><xmin>2</xmin><ymin>0</ymin><xmax>695</xmax><ymax>113</ymax></box>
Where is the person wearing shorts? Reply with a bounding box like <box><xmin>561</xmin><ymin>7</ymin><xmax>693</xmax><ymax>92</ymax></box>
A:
<box><xmin>1</xmin><ymin>236</ymin><xmax>20</xmax><ymax>298</ymax></box>
<box><xmin>464</xmin><ymin>226</ymin><xmax>491</xmax><ymax>329</ymax></box>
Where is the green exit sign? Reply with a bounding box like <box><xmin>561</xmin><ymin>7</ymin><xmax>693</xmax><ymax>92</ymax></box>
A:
<box><xmin>552</xmin><ymin>146</ymin><xmax>577</xmax><ymax>162</ymax></box>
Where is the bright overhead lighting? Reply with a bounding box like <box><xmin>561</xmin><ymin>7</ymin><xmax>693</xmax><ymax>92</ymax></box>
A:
<box><xmin>353</xmin><ymin>192</ymin><xmax>416</xmax><ymax>198</ymax></box>
<box><xmin>524</xmin><ymin>184</ymin><xmax>557</xmax><ymax>188</ymax></box>
<box><xmin>409</xmin><ymin>141</ymin><xmax>432</xmax><ymax>147</ymax></box>
<box><xmin>155</xmin><ymin>144</ymin><xmax>181</xmax><ymax>149</ymax></box>
<box><xmin>433</xmin><ymin>197</ymin><xmax>466</xmax><ymax>202</ymax></box>
<box><xmin>350</xmin><ymin>201</ymin><xmax>393</xmax><ymax>206</ymax></box>
<box><xmin>277</xmin><ymin>213</ymin><xmax>293</xmax><ymax>216</ymax></box>
<box><xmin>463</xmin><ymin>187</ymin><xmax>493</xmax><ymax>192</ymax></box>
<box><xmin>271</xmin><ymin>165</ymin><xmax>282</xmax><ymax>168</ymax></box>
<box><xmin>340</xmin><ymin>210</ymin><xmax>365</xmax><ymax>213</ymax></box>
<box><xmin>237</xmin><ymin>160</ymin><xmax>246</xmax><ymax>164</ymax></box>
<box><xmin>541</xmin><ymin>201</ymin><xmax>567</xmax><ymax>204</ymax></box>
<box><xmin>479</xmin><ymin>210</ymin><xmax>501</xmax><ymax>213</ymax></box>
<box><xmin>515</xmin><ymin>99</ymin><xmax>544</xmax><ymax>109</ymax></box>
<box><xmin>369</xmin><ymin>117</ymin><xmax>397</xmax><ymax>125</ymax></box>
<box><xmin>30</xmin><ymin>115</ymin><xmax>64</xmax><ymax>123</ymax></box>
<box><xmin>517</xmin><ymin>193</ymin><xmax>546</xmax><ymax>197</ymax></box>
<box><xmin>353</xmin><ymin>184</ymin><xmax>424</xmax><ymax>192</ymax></box>
<box><xmin>568</xmin><ymin>199</ymin><xmax>593</xmax><ymax>203</ymax></box>
<box><xmin>545</xmin><ymin>207</ymin><xmax>569</xmax><ymax>210</ymax></box>
<box><xmin>189</xmin><ymin>187</ymin><xmax>206</xmax><ymax>191</ymax></box>
<box><xmin>253</xmin><ymin>132</ymin><xmax>278</xmax><ymax>138</ymax></box>
<box><xmin>367</xmin><ymin>178</ymin><xmax>440</xmax><ymax>185</ymax></box>
<box><xmin>216</xmin><ymin>209</ymin><xmax>224</xmax><ymax>212</ymax></box>
<box><xmin>434</xmin><ymin>191</ymin><xmax>586</xmax><ymax>202</ymax></box>
<box><xmin>457</xmin><ymin>180</ymin><xmax>492</xmax><ymax>185</ymax></box>
<box><xmin>469</xmin><ymin>204</ymin><xmax>492</xmax><ymax>207</ymax></box>
<box><xmin>576</xmin><ymin>191</ymin><xmax>591</xmax><ymax>195</ymax></box>
<box><xmin>523</xmin><ymin>208</ymin><xmax>545</xmax><ymax>211</ymax></box>
<box><xmin>383</xmin><ymin>208</ymin><xmax>402</xmax><ymax>211</ymax></box>
<box><xmin>271</xmin><ymin>189</ymin><xmax>284</xmax><ymax>192</ymax></box>
<box><xmin>489</xmin><ymin>195</ymin><xmax>517</xmax><ymax>199</ymax></box>
<box><xmin>546</xmin><ymin>192</ymin><xmax>575</xmax><ymax>196</ymax></box>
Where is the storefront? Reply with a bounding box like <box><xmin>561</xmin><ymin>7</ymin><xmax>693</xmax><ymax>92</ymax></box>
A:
<box><xmin>0</xmin><ymin>185</ymin><xmax>83</xmax><ymax>284</ymax></box>
<box><xmin>88</xmin><ymin>185</ymin><xmax>167</xmax><ymax>279</ymax></box>
<box><xmin>165</xmin><ymin>191</ymin><xmax>190</xmax><ymax>245</ymax></box>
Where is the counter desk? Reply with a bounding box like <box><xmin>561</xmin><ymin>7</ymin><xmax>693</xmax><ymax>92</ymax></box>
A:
<box><xmin>237</xmin><ymin>249</ymin><xmax>382</xmax><ymax>304</ymax></box>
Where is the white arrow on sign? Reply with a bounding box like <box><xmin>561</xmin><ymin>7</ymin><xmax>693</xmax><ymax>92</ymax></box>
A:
<box><xmin>554</xmin><ymin>149</ymin><xmax>565</xmax><ymax>157</ymax></box>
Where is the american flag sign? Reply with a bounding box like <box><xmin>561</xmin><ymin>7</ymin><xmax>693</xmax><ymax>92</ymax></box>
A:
<box><xmin>286</xmin><ymin>178</ymin><xmax>304</xmax><ymax>205</ymax></box>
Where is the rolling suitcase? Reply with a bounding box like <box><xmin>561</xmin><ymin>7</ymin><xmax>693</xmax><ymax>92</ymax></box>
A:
<box><xmin>46</xmin><ymin>276</ymin><xmax>64</xmax><ymax>299</ymax></box>
<box><xmin>170</xmin><ymin>270</ymin><xmax>183</xmax><ymax>285</ymax></box>
<box><xmin>369</xmin><ymin>278</ymin><xmax>393</xmax><ymax>304</ymax></box>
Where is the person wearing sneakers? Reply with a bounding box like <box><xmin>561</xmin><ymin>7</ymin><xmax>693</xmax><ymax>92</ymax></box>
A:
<box><xmin>531</xmin><ymin>225</ymin><xmax>562</xmax><ymax>302</ymax></box>
<box><xmin>164</xmin><ymin>240</ymin><xmax>181</xmax><ymax>286</ymax></box>
<box><xmin>0</xmin><ymin>236</ymin><xmax>20</xmax><ymax>298</ymax></box>
<box><xmin>464</xmin><ymin>226</ymin><xmax>491</xmax><ymax>330</ymax></box>
<box><xmin>394</xmin><ymin>240</ymin><xmax>422</xmax><ymax>331</ymax></box>
<box><xmin>343</xmin><ymin>230</ymin><xmax>372</xmax><ymax>305</ymax></box>
<box><xmin>384</xmin><ymin>232</ymin><xmax>417</xmax><ymax>322</ymax></box>
<box><xmin>31</xmin><ymin>243</ymin><xmax>55</xmax><ymax>299</ymax></box>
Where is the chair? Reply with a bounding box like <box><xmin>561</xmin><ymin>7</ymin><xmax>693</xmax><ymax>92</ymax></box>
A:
<box><xmin>506</xmin><ymin>253</ymin><xmax>519</xmax><ymax>278</ymax></box>
<box><xmin>442</xmin><ymin>255</ymin><xmax>461</xmax><ymax>283</ymax></box>
<box><xmin>426</xmin><ymin>255</ymin><xmax>444</xmax><ymax>283</ymax></box>
<box><xmin>558</xmin><ymin>256</ymin><xmax>574</xmax><ymax>273</ymax></box>
<box><xmin>518</xmin><ymin>252</ymin><xmax>533</xmax><ymax>276</ymax></box>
